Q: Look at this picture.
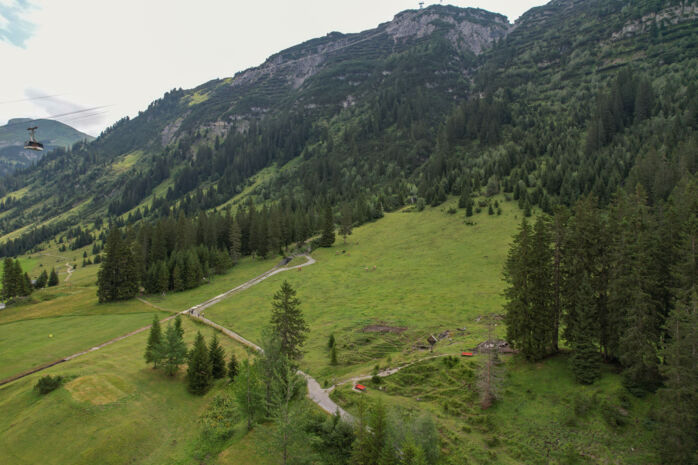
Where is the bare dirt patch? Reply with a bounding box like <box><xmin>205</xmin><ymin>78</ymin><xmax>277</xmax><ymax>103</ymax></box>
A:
<box><xmin>65</xmin><ymin>374</ymin><xmax>133</xmax><ymax>405</ymax></box>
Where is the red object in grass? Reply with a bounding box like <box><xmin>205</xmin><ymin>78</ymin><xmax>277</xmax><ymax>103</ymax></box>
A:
<box><xmin>355</xmin><ymin>384</ymin><xmax>366</xmax><ymax>391</ymax></box>
<box><xmin>461</xmin><ymin>352</ymin><xmax>474</xmax><ymax>357</ymax></box>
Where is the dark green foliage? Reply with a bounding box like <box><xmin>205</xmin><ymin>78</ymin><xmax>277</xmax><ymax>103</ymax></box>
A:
<box><xmin>569</xmin><ymin>276</ymin><xmax>601</xmax><ymax>385</ymax></box>
<box><xmin>208</xmin><ymin>333</ymin><xmax>227</xmax><ymax>379</ymax></box>
<box><xmin>144</xmin><ymin>315</ymin><xmax>163</xmax><ymax>368</ymax></box>
<box><xmin>319</xmin><ymin>205</ymin><xmax>336</xmax><ymax>248</ymax></box>
<box><xmin>234</xmin><ymin>358</ymin><xmax>263</xmax><ymax>431</ymax></box>
<box><xmin>187</xmin><ymin>331</ymin><xmax>213</xmax><ymax>395</ymax></box>
<box><xmin>158</xmin><ymin>322</ymin><xmax>187</xmax><ymax>376</ymax></box>
<box><xmin>328</xmin><ymin>333</ymin><xmax>336</xmax><ymax>349</ymax></box>
<box><xmin>270</xmin><ymin>281</ymin><xmax>309</xmax><ymax>360</ymax></box>
<box><xmin>655</xmin><ymin>179</ymin><xmax>698</xmax><ymax>463</ymax></box>
<box><xmin>504</xmin><ymin>217</ymin><xmax>557</xmax><ymax>361</ymax></box>
<box><xmin>47</xmin><ymin>268</ymin><xmax>59</xmax><ymax>287</ymax></box>
<box><xmin>34</xmin><ymin>269</ymin><xmax>48</xmax><ymax>289</ymax></box>
<box><xmin>307</xmin><ymin>411</ymin><xmax>355</xmax><ymax>465</ymax></box>
<box><xmin>330</xmin><ymin>344</ymin><xmax>338</xmax><ymax>366</ymax></box>
<box><xmin>227</xmin><ymin>353</ymin><xmax>239</xmax><ymax>382</ymax></box>
<box><xmin>1</xmin><ymin>258</ymin><xmax>31</xmax><ymax>301</ymax></box>
<box><xmin>34</xmin><ymin>375</ymin><xmax>63</xmax><ymax>395</ymax></box>
<box><xmin>96</xmin><ymin>228</ymin><xmax>140</xmax><ymax>303</ymax></box>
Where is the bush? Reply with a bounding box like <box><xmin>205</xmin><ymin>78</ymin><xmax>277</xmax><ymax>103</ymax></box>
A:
<box><xmin>200</xmin><ymin>393</ymin><xmax>238</xmax><ymax>440</ymax></box>
<box><xmin>35</xmin><ymin>375</ymin><xmax>63</xmax><ymax>394</ymax></box>
<box><xmin>442</xmin><ymin>355</ymin><xmax>459</xmax><ymax>369</ymax></box>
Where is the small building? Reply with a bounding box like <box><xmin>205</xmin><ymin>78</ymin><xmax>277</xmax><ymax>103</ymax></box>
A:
<box><xmin>355</xmin><ymin>384</ymin><xmax>366</xmax><ymax>392</ymax></box>
<box><xmin>461</xmin><ymin>352</ymin><xmax>474</xmax><ymax>357</ymax></box>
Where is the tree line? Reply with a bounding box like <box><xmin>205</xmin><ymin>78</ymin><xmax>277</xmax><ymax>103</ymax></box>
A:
<box><xmin>96</xmin><ymin>200</ymin><xmax>340</xmax><ymax>302</ymax></box>
<box><xmin>503</xmin><ymin>174</ymin><xmax>697</xmax><ymax>463</ymax></box>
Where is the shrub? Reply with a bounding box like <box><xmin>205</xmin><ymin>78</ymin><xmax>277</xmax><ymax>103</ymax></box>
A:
<box><xmin>35</xmin><ymin>375</ymin><xmax>63</xmax><ymax>394</ymax></box>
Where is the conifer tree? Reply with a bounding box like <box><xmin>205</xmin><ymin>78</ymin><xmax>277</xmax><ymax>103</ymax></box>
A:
<box><xmin>319</xmin><ymin>205</ymin><xmax>335</xmax><ymax>248</ymax></box>
<box><xmin>570</xmin><ymin>276</ymin><xmax>601</xmax><ymax>384</ymax></box>
<box><xmin>174</xmin><ymin>314</ymin><xmax>184</xmax><ymax>339</ymax></box>
<box><xmin>144</xmin><ymin>315</ymin><xmax>163</xmax><ymax>368</ymax></box>
<box><xmin>97</xmin><ymin>228</ymin><xmax>140</xmax><ymax>302</ymax></box>
<box><xmin>330</xmin><ymin>344</ymin><xmax>338</xmax><ymax>366</ymax></box>
<box><xmin>228</xmin><ymin>352</ymin><xmax>239</xmax><ymax>382</ymax></box>
<box><xmin>1</xmin><ymin>257</ymin><xmax>15</xmax><ymax>300</ymax></box>
<box><xmin>504</xmin><ymin>217</ymin><xmax>556</xmax><ymax>360</ymax></box>
<box><xmin>35</xmin><ymin>270</ymin><xmax>48</xmax><ymax>289</ymax></box>
<box><xmin>209</xmin><ymin>332</ymin><xmax>227</xmax><ymax>379</ymax></box>
<box><xmin>158</xmin><ymin>322</ymin><xmax>187</xmax><ymax>376</ymax></box>
<box><xmin>187</xmin><ymin>331</ymin><xmax>213</xmax><ymax>395</ymax></box>
<box><xmin>235</xmin><ymin>358</ymin><xmax>263</xmax><ymax>430</ymax></box>
<box><xmin>654</xmin><ymin>178</ymin><xmax>698</xmax><ymax>462</ymax></box>
<box><xmin>270</xmin><ymin>281</ymin><xmax>309</xmax><ymax>360</ymax></box>
<box><xmin>48</xmin><ymin>267</ymin><xmax>59</xmax><ymax>287</ymax></box>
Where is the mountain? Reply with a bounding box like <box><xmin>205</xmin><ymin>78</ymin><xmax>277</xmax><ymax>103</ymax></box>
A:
<box><xmin>0</xmin><ymin>118</ymin><xmax>94</xmax><ymax>177</ymax></box>
<box><xmin>0</xmin><ymin>0</ymin><xmax>696</xmax><ymax>256</ymax></box>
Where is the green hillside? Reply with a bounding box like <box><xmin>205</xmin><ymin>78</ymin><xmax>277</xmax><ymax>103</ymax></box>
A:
<box><xmin>0</xmin><ymin>118</ymin><xmax>93</xmax><ymax>177</ymax></box>
<box><xmin>0</xmin><ymin>0</ymin><xmax>696</xmax><ymax>463</ymax></box>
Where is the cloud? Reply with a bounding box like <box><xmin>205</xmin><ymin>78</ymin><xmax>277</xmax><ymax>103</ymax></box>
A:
<box><xmin>0</xmin><ymin>0</ymin><xmax>37</xmax><ymax>48</ymax></box>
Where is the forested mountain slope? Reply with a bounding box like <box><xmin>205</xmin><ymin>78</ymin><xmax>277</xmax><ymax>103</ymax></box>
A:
<box><xmin>0</xmin><ymin>0</ymin><xmax>696</xmax><ymax>257</ymax></box>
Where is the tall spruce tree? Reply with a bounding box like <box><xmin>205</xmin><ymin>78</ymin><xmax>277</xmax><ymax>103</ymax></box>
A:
<box><xmin>319</xmin><ymin>205</ymin><xmax>335</xmax><ymax>248</ymax></box>
<box><xmin>187</xmin><ymin>331</ymin><xmax>213</xmax><ymax>395</ymax></box>
<box><xmin>48</xmin><ymin>267</ymin><xmax>59</xmax><ymax>287</ymax></box>
<box><xmin>504</xmin><ymin>217</ymin><xmax>557</xmax><ymax>360</ymax></box>
<box><xmin>209</xmin><ymin>332</ymin><xmax>227</xmax><ymax>379</ymax></box>
<box><xmin>656</xmin><ymin>212</ymin><xmax>698</xmax><ymax>463</ymax></box>
<box><xmin>228</xmin><ymin>352</ymin><xmax>239</xmax><ymax>382</ymax></box>
<box><xmin>97</xmin><ymin>228</ymin><xmax>140</xmax><ymax>303</ymax></box>
<box><xmin>158</xmin><ymin>322</ymin><xmax>187</xmax><ymax>376</ymax></box>
<box><xmin>1</xmin><ymin>257</ymin><xmax>16</xmax><ymax>301</ymax></box>
<box><xmin>570</xmin><ymin>275</ymin><xmax>601</xmax><ymax>384</ymax></box>
<box><xmin>144</xmin><ymin>315</ymin><xmax>163</xmax><ymax>368</ymax></box>
<box><xmin>270</xmin><ymin>281</ymin><xmax>309</xmax><ymax>361</ymax></box>
<box><xmin>609</xmin><ymin>188</ymin><xmax>662</xmax><ymax>394</ymax></box>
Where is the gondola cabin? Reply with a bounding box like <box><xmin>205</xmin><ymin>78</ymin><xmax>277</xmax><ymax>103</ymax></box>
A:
<box><xmin>24</xmin><ymin>126</ymin><xmax>44</xmax><ymax>151</ymax></box>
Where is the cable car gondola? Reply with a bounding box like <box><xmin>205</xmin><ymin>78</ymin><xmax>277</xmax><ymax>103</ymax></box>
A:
<box><xmin>24</xmin><ymin>126</ymin><xmax>44</xmax><ymax>151</ymax></box>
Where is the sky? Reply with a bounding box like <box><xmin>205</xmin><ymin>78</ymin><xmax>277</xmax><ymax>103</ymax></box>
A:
<box><xmin>0</xmin><ymin>0</ymin><xmax>547</xmax><ymax>136</ymax></box>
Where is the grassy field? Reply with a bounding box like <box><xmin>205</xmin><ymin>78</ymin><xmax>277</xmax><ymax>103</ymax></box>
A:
<box><xmin>0</xmin><ymin>197</ymin><xmax>661</xmax><ymax>464</ymax></box>
<box><xmin>329</xmin><ymin>354</ymin><xmax>659</xmax><ymax>464</ymax></box>
<box><xmin>0</xmin><ymin>317</ymin><xmax>253</xmax><ymax>465</ymax></box>
<box><xmin>205</xmin><ymin>196</ymin><xmax>517</xmax><ymax>383</ymax></box>
<box><xmin>0</xmin><ymin>249</ymin><xmax>279</xmax><ymax>383</ymax></box>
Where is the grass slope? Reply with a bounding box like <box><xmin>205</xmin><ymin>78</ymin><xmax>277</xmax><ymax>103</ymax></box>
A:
<box><xmin>205</xmin><ymin>196</ymin><xmax>516</xmax><ymax>382</ymax></box>
<box><xmin>0</xmin><ymin>317</ymin><xmax>250</xmax><ymax>465</ymax></box>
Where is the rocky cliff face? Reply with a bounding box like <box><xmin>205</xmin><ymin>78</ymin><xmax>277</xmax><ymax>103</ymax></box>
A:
<box><xmin>227</xmin><ymin>6</ymin><xmax>510</xmax><ymax>92</ymax></box>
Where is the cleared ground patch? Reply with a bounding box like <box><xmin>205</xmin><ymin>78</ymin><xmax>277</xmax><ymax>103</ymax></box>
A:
<box><xmin>65</xmin><ymin>374</ymin><xmax>134</xmax><ymax>405</ymax></box>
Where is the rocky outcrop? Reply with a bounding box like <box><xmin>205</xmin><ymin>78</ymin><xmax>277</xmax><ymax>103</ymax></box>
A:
<box><xmin>610</xmin><ymin>3</ymin><xmax>698</xmax><ymax>41</ymax></box>
<box><xmin>226</xmin><ymin>6</ymin><xmax>511</xmax><ymax>92</ymax></box>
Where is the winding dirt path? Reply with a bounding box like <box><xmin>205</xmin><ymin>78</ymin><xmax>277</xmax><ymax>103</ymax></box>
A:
<box><xmin>2</xmin><ymin>252</ymin><xmax>434</xmax><ymax>423</ymax></box>
<box><xmin>0</xmin><ymin>255</ymin><xmax>313</xmax><ymax>386</ymax></box>
<box><xmin>38</xmin><ymin>253</ymin><xmax>74</xmax><ymax>282</ymax></box>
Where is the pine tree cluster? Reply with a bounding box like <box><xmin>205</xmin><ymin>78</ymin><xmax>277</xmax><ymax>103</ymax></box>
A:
<box><xmin>504</xmin><ymin>177</ymin><xmax>698</xmax><ymax>461</ymax></box>
<box><xmin>1</xmin><ymin>258</ymin><xmax>32</xmax><ymax>302</ymax></box>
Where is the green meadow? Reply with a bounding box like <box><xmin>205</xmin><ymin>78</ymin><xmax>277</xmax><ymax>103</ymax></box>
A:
<box><xmin>329</xmin><ymin>354</ymin><xmax>659</xmax><ymax>464</ymax></box>
<box><xmin>0</xmin><ymin>197</ymin><xmax>660</xmax><ymax>464</ymax></box>
<box><xmin>0</xmin><ymin>317</ymin><xmax>251</xmax><ymax>465</ymax></box>
<box><xmin>204</xmin><ymin>196</ymin><xmax>517</xmax><ymax>382</ymax></box>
